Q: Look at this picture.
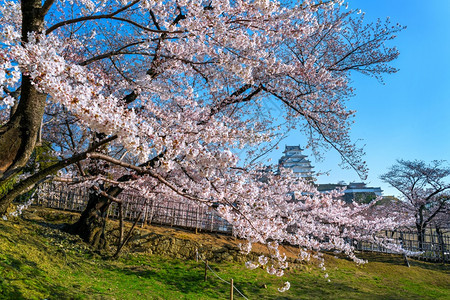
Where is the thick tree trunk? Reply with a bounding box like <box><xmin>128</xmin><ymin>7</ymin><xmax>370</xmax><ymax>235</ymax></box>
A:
<box><xmin>0</xmin><ymin>0</ymin><xmax>47</xmax><ymax>214</ymax></box>
<box><xmin>65</xmin><ymin>132</ymin><xmax>115</xmax><ymax>249</ymax></box>
<box><xmin>435</xmin><ymin>226</ymin><xmax>446</xmax><ymax>262</ymax></box>
<box><xmin>66</xmin><ymin>185</ymin><xmax>123</xmax><ymax>249</ymax></box>
<box><xmin>0</xmin><ymin>77</ymin><xmax>46</xmax><ymax>213</ymax></box>
<box><xmin>66</xmin><ymin>151</ymin><xmax>163</xmax><ymax>248</ymax></box>
<box><xmin>416</xmin><ymin>224</ymin><xmax>426</xmax><ymax>251</ymax></box>
<box><xmin>0</xmin><ymin>0</ymin><xmax>46</xmax><ymax>179</ymax></box>
<box><xmin>66</xmin><ymin>191</ymin><xmax>112</xmax><ymax>250</ymax></box>
<box><xmin>0</xmin><ymin>77</ymin><xmax>47</xmax><ymax>178</ymax></box>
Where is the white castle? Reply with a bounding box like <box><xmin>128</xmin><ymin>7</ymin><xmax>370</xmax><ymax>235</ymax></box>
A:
<box><xmin>278</xmin><ymin>145</ymin><xmax>383</xmax><ymax>203</ymax></box>
<box><xmin>278</xmin><ymin>145</ymin><xmax>314</xmax><ymax>178</ymax></box>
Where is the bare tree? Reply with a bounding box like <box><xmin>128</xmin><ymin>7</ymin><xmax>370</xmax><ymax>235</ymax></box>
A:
<box><xmin>380</xmin><ymin>159</ymin><xmax>450</xmax><ymax>250</ymax></box>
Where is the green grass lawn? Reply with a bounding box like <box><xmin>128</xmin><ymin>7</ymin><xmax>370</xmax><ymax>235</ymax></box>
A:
<box><xmin>0</xmin><ymin>210</ymin><xmax>448</xmax><ymax>299</ymax></box>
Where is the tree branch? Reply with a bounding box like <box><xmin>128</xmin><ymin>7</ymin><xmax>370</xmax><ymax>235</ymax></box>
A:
<box><xmin>0</xmin><ymin>135</ymin><xmax>117</xmax><ymax>206</ymax></box>
<box><xmin>41</xmin><ymin>0</ymin><xmax>55</xmax><ymax>17</ymax></box>
<box><xmin>92</xmin><ymin>185</ymin><xmax>122</xmax><ymax>203</ymax></box>
<box><xmin>88</xmin><ymin>152</ymin><xmax>210</xmax><ymax>203</ymax></box>
<box><xmin>46</xmin><ymin>1</ymin><xmax>182</xmax><ymax>35</ymax></box>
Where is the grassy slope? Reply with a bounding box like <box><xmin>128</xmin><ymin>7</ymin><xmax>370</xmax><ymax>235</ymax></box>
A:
<box><xmin>0</xmin><ymin>209</ymin><xmax>448</xmax><ymax>300</ymax></box>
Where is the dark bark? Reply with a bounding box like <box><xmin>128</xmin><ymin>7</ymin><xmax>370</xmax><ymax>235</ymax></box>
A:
<box><xmin>66</xmin><ymin>151</ymin><xmax>165</xmax><ymax>248</ymax></box>
<box><xmin>65</xmin><ymin>190</ymin><xmax>112</xmax><ymax>249</ymax></box>
<box><xmin>435</xmin><ymin>226</ymin><xmax>446</xmax><ymax>262</ymax></box>
<box><xmin>416</xmin><ymin>224</ymin><xmax>426</xmax><ymax>251</ymax></box>
<box><xmin>65</xmin><ymin>184</ymin><xmax>123</xmax><ymax>250</ymax></box>
<box><xmin>65</xmin><ymin>174</ymin><xmax>137</xmax><ymax>249</ymax></box>
<box><xmin>0</xmin><ymin>136</ymin><xmax>116</xmax><ymax>215</ymax></box>
<box><xmin>0</xmin><ymin>0</ymin><xmax>46</xmax><ymax>182</ymax></box>
<box><xmin>118</xmin><ymin>203</ymin><xmax>124</xmax><ymax>245</ymax></box>
<box><xmin>63</xmin><ymin>131</ymin><xmax>117</xmax><ymax>249</ymax></box>
<box><xmin>0</xmin><ymin>77</ymin><xmax>47</xmax><ymax>184</ymax></box>
<box><xmin>54</xmin><ymin>91</ymin><xmax>141</xmax><ymax>247</ymax></box>
<box><xmin>114</xmin><ymin>209</ymin><xmax>143</xmax><ymax>258</ymax></box>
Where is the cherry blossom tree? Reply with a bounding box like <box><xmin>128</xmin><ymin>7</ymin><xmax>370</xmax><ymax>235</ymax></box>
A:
<box><xmin>1</xmin><ymin>0</ymin><xmax>405</xmax><ymax>288</ymax></box>
<box><xmin>380</xmin><ymin>159</ymin><xmax>450</xmax><ymax>251</ymax></box>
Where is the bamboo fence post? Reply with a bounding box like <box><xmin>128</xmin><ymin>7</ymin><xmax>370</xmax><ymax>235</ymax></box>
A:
<box><xmin>58</xmin><ymin>185</ymin><xmax>63</xmax><ymax>209</ymax></box>
<box><xmin>131</xmin><ymin>195</ymin><xmax>136</xmax><ymax>220</ymax></box>
<box><xmin>164</xmin><ymin>204</ymin><xmax>169</xmax><ymax>225</ymax></box>
<box><xmin>230</xmin><ymin>278</ymin><xmax>234</xmax><ymax>300</ymax></box>
<box><xmin>435</xmin><ymin>226</ymin><xmax>446</xmax><ymax>263</ymax></box>
<box><xmin>124</xmin><ymin>201</ymin><xmax>129</xmax><ymax>221</ymax></box>
<box><xmin>106</xmin><ymin>201</ymin><xmax>111</xmax><ymax>220</ymax></box>
<box><xmin>64</xmin><ymin>191</ymin><xmax>69</xmax><ymax>210</ymax></box>
<box><xmin>118</xmin><ymin>203</ymin><xmax>124</xmax><ymax>246</ymax></box>
<box><xmin>70</xmin><ymin>191</ymin><xmax>75</xmax><ymax>211</ymax></box>
<box><xmin>171</xmin><ymin>205</ymin><xmax>175</xmax><ymax>227</ymax></box>
<box><xmin>142</xmin><ymin>202</ymin><xmax>148</xmax><ymax>228</ymax></box>
<box><xmin>177</xmin><ymin>203</ymin><xmax>181</xmax><ymax>227</ymax></box>
<box><xmin>149</xmin><ymin>201</ymin><xmax>155</xmax><ymax>225</ymax></box>
<box><xmin>430</xmin><ymin>230</ymin><xmax>435</xmax><ymax>251</ymax></box>
<box><xmin>195</xmin><ymin>206</ymin><xmax>199</xmax><ymax>234</ymax></box>
<box><xmin>114</xmin><ymin>210</ymin><xmax>143</xmax><ymax>259</ymax></box>
<box><xmin>210</xmin><ymin>213</ymin><xmax>214</xmax><ymax>232</ymax></box>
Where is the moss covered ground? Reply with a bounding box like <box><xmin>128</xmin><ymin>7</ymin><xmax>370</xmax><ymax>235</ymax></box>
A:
<box><xmin>0</xmin><ymin>207</ymin><xmax>448</xmax><ymax>299</ymax></box>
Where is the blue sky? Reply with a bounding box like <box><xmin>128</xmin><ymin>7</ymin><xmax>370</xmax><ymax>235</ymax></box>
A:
<box><xmin>267</xmin><ymin>0</ymin><xmax>450</xmax><ymax>197</ymax></box>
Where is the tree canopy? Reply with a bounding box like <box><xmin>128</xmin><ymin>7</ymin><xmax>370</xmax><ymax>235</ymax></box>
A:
<box><xmin>380</xmin><ymin>159</ymin><xmax>450</xmax><ymax>249</ymax></box>
<box><xmin>0</xmin><ymin>0</ymin><xmax>405</xmax><ymax>288</ymax></box>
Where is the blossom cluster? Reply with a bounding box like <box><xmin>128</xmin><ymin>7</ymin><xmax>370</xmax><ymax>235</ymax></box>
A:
<box><xmin>0</xmin><ymin>0</ymin><xmax>405</xmax><ymax>292</ymax></box>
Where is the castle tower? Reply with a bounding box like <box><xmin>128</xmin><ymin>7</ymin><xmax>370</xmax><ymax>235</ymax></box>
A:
<box><xmin>278</xmin><ymin>145</ymin><xmax>314</xmax><ymax>178</ymax></box>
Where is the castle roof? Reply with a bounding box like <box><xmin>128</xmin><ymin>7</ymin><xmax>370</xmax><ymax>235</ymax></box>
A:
<box><xmin>279</xmin><ymin>145</ymin><xmax>314</xmax><ymax>178</ymax></box>
<box><xmin>283</xmin><ymin>145</ymin><xmax>304</xmax><ymax>153</ymax></box>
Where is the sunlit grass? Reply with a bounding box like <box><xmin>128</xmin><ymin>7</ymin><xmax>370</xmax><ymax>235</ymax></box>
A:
<box><xmin>0</xmin><ymin>209</ymin><xmax>448</xmax><ymax>299</ymax></box>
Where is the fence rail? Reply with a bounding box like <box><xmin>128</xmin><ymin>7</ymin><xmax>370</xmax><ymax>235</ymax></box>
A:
<box><xmin>35</xmin><ymin>182</ymin><xmax>449</xmax><ymax>263</ymax></box>
<box><xmin>36</xmin><ymin>182</ymin><xmax>233</xmax><ymax>234</ymax></box>
<box><xmin>354</xmin><ymin>228</ymin><xmax>450</xmax><ymax>262</ymax></box>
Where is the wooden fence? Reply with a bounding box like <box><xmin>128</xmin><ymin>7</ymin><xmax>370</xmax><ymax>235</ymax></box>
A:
<box><xmin>34</xmin><ymin>182</ymin><xmax>449</xmax><ymax>262</ymax></box>
<box><xmin>354</xmin><ymin>228</ymin><xmax>450</xmax><ymax>262</ymax></box>
<box><xmin>35</xmin><ymin>182</ymin><xmax>233</xmax><ymax>234</ymax></box>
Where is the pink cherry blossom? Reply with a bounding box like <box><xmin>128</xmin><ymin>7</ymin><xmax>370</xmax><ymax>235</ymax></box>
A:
<box><xmin>0</xmin><ymin>0</ymin><xmax>406</xmax><ymax>291</ymax></box>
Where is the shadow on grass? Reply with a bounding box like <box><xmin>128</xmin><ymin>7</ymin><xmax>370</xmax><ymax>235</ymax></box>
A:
<box><xmin>111</xmin><ymin>263</ymin><xmax>209</xmax><ymax>294</ymax></box>
<box><xmin>353</xmin><ymin>252</ymin><xmax>449</xmax><ymax>273</ymax></box>
<box><xmin>326</xmin><ymin>251</ymin><xmax>405</xmax><ymax>265</ymax></box>
<box><xmin>408</xmin><ymin>259</ymin><xmax>450</xmax><ymax>273</ymax></box>
<box><xmin>0</xmin><ymin>254</ymin><xmax>83</xmax><ymax>300</ymax></box>
<box><xmin>0</xmin><ymin>280</ymin><xmax>26</xmax><ymax>300</ymax></box>
<box><xmin>102</xmin><ymin>256</ymin><xmax>419</xmax><ymax>300</ymax></box>
<box><xmin>287</xmin><ymin>278</ymin><xmax>406</xmax><ymax>300</ymax></box>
